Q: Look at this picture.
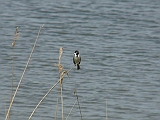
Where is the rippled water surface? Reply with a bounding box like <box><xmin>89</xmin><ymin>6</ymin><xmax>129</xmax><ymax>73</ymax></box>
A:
<box><xmin>0</xmin><ymin>0</ymin><xmax>160</xmax><ymax>120</ymax></box>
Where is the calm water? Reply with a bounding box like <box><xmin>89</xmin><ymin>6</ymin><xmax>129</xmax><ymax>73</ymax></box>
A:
<box><xmin>0</xmin><ymin>0</ymin><xmax>160</xmax><ymax>120</ymax></box>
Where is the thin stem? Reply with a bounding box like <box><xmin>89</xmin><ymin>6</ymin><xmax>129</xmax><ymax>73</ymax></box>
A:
<box><xmin>28</xmin><ymin>79</ymin><xmax>60</xmax><ymax>120</ymax></box>
<box><xmin>8</xmin><ymin>47</ymin><xmax>14</xmax><ymax>120</ymax></box>
<box><xmin>8</xmin><ymin>27</ymin><xmax>19</xmax><ymax>119</ymax></box>
<box><xmin>66</xmin><ymin>100</ymin><xmax>77</xmax><ymax>120</ymax></box>
<box><xmin>74</xmin><ymin>90</ymin><xmax>83</xmax><ymax>120</ymax></box>
<box><xmin>61</xmin><ymin>84</ymin><xmax>64</xmax><ymax>120</ymax></box>
<box><xmin>11</xmin><ymin>48</ymin><xmax>14</xmax><ymax>98</ymax></box>
<box><xmin>54</xmin><ymin>98</ymin><xmax>59</xmax><ymax>120</ymax></box>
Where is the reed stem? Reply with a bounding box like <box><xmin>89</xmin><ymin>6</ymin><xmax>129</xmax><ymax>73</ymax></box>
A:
<box><xmin>54</xmin><ymin>98</ymin><xmax>59</xmax><ymax>120</ymax></box>
<box><xmin>61</xmin><ymin>84</ymin><xmax>64</xmax><ymax>120</ymax></box>
<box><xmin>28</xmin><ymin>79</ymin><xmax>60</xmax><ymax>120</ymax></box>
<box><xmin>74</xmin><ymin>90</ymin><xmax>83</xmax><ymax>120</ymax></box>
<box><xmin>66</xmin><ymin>100</ymin><xmax>77</xmax><ymax>120</ymax></box>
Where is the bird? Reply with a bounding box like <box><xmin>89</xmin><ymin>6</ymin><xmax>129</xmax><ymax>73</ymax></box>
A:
<box><xmin>73</xmin><ymin>50</ymin><xmax>81</xmax><ymax>70</ymax></box>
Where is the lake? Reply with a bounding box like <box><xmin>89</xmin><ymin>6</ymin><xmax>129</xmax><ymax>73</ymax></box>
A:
<box><xmin>0</xmin><ymin>0</ymin><xmax>160</xmax><ymax>120</ymax></box>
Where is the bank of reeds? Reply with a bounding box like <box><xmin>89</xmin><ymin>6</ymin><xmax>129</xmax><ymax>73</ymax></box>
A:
<box><xmin>5</xmin><ymin>25</ymin><xmax>84</xmax><ymax>120</ymax></box>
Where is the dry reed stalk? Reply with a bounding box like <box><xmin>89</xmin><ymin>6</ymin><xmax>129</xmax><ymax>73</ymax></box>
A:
<box><xmin>66</xmin><ymin>100</ymin><xmax>77</xmax><ymax>120</ymax></box>
<box><xmin>12</xmin><ymin>27</ymin><xmax>20</xmax><ymax>48</ymax></box>
<box><xmin>11</xmin><ymin>27</ymin><xmax>20</xmax><ymax>95</ymax></box>
<box><xmin>28</xmin><ymin>70</ymin><xmax>71</xmax><ymax>120</ymax></box>
<box><xmin>28</xmin><ymin>79</ymin><xmax>60</xmax><ymax>120</ymax></box>
<box><xmin>59</xmin><ymin>68</ymin><xmax>72</xmax><ymax>118</ymax></box>
<box><xmin>56</xmin><ymin>47</ymin><xmax>75</xmax><ymax>120</ymax></box>
<box><xmin>74</xmin><ymin>90</ymin><xmax>83</xmax><ymax>120</ymax></box>
<box><xmin>54</xmin><ymin>47</ymin><xmax>64</xmax><ymax>119</ymax></box>
<box><xmin>59</xmin><ymin>47</ymin><xmax>63</xmax><ymax>64</ymax></box>
<box><xmin>57</xmin><ymin>47</ymin><xmax>64</xmax><ymax>120</ymax></box>
<box><xmin>5</xmin><ymin>24</ymin><xmax>44</xmax><ymax>120</ymax></box>
<box><xmin>11</xmin><ymin>47</ymin><xmax>14</xmax><ymax>99</ymax></box>
<box><xmin>55</xmin><ymin>47</ymin><xmax>63</xmax><ymax>73</ymax></box>
<box><xmin>54</xmin><ymin>88</ymin><xmax>62</xmax><ymax>119</ymax></box>
<box><xmin>60</xmin><ymin>83</ymin><xmax>64</xmax><ymax>120</ymax></box>
<box><xmin>58</xmin><ymin>47</ymin><xmax>63</xmax><ymax>73</ymax></box>
<box><xmin>54</xmin><ymin>98</ymin><xmax>59</xmax><ymax>120</ymax></box>
<box><xmin>29</xmin><ymin>48</ymin><xmax>72</xmax><ymax>120</ymax></box>
<box><xmin>8</xmin><ymin>27</ymin><xmax>20</xmax><ymax>119</ymax></box>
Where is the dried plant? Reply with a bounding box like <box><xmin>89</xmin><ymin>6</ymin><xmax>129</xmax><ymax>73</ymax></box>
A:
<box><xmin>12</xmin><ymin>27</ymin><xmax>20</xmax><ymax>48</ymax></box>
<box><xmin>74</xmin><ymin>90</ymin><xmax>83</xmax><ymax>120</ymax></box>
<box><xmin>8</xmin><ymin>27</ymin><xmax>20</xmax><ymax>120</ymax></box>
<box><xmin>29</xmin><ymin>47</ymin><xmax>71</xmax><ymax>120</ymax></box>
<box><xmin>5</xmin><ymin>24</ymin><xmax>44</xmax><ymax>120</ymax></box>
<box><xmin>55</xmin><ymin>47</ymin><xmax>63</xmax><ymax>73</ymax></box>
<box><xmin>6</xmin><ymin>25</ymin><xmax>85</xmax><ymax>120</ymax></box>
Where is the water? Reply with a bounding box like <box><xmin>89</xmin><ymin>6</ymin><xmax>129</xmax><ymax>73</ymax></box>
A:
<box><xmin>0</xmin><ymin>0</ymin><xmax>160</xmax><ymax>120</ymax></box>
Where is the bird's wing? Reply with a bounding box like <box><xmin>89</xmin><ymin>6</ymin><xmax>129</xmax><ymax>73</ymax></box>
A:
<box><xmin>73</xmin><ymin>57</ymin><xmax>76</xmax><ymax>64</ymax></box>
<box><xmin>79</xmin><ymin>56</ymin><xmax>81</xmax><ymax>64</ymax></box>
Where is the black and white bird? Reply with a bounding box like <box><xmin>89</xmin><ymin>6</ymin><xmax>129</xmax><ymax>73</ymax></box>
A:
<box><xmin>73</xmin><ymin>50</ymin><xmax>81</xmax><ymax>70</ymax></box>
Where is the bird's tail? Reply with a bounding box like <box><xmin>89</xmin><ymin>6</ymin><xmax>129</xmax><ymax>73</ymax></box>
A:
<box><xmin>77</xmin><ymin>64</ymin><xmax>80</xmax><ymax>70</ymax></box>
